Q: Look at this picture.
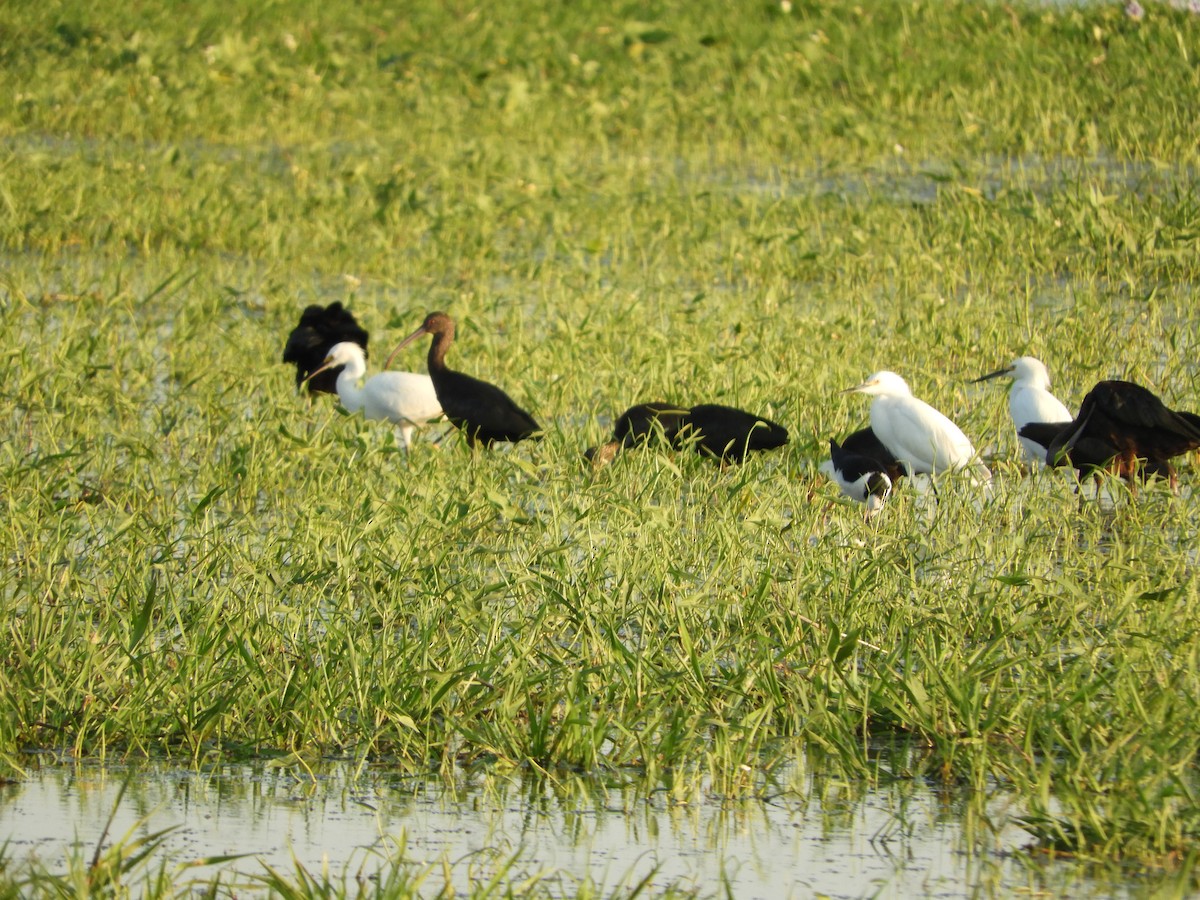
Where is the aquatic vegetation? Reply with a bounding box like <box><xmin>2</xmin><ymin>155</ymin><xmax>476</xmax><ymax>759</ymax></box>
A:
<box><xmin>1</xmin><ymin>0</ymin><xmax>1200</xmax><ymax>893</ymax></box>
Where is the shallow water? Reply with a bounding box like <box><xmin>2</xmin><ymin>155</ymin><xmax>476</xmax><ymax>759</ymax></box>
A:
<box><xmin>0</xmin><ymin>760</ymin><xmax>1133</xmax><ymax>897</ymax></box>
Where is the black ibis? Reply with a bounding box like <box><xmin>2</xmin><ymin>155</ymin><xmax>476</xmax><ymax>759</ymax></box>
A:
<box><xmin>585</xmin><ymin>402</ymin><xmax>788</xmax><ymax>466</ymax></box>
<box><xmin>1036</xmin><ymin>379</ymin><xmax>1200</xmax><ymax>491</ymax></box>
<box><xmin>584</xmin><ymin>402</ymin><xmax>691</xmax><ymax>466</ymax></box>
<box><xmin>385</xmin><ymin>311</ymin><xmax>541</xmax><ymax>448</ymax></box>
<box><xmin>683</xmin><ymin>404</ymin><xmax>790</xmax><ymax>462</ymax></box>
<box><xmin>282</xmin><ymin>302</ymin><xmax>369</xmax><ymax>395</ymax></box>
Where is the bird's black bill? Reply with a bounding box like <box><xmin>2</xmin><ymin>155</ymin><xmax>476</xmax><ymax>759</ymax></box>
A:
<box><xmin>970</xmin><ymin>367</ymin><xmax>1012</xmax><ymax>384</ymax></box>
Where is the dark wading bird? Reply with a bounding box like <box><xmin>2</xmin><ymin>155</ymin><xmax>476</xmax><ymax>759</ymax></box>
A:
<box><xmin>282</xmin><ymin>302</ymin><xmax>369</xmax><ymax>395</ymax></box>
<box><xmin>584</xmin><ymin>402</ymin><xmax>691</xmax><ymax>466</ymax></box>
<box><xmin>1023</xmin><ymin>379</ymin><xmax>1200</xmax><ymax>491</ymax></box>
<box><xmin>823</xmin><ymin>438</ymin><xmax>893</xmax><ymax>517</ymax></box>
<box><xmin>585</xmin><ymin>402</ymin><xmax>789</xmax><ymax>467</ymax></box>
<box><xmin>385</xmin><ymin>311</ymin><xmax>541</xmax><ymax>448</ymax></box>
<box><xmin>837</xmin><ymin>425</ymin><xmax>905</xmax><ymax>484</ymax></box>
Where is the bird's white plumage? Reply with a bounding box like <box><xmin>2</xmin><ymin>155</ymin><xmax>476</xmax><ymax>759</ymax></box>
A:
<box><xmin>831</xmin><ymin>465</ymin><xmax>891</xmax><ymax>513</ymax></box>
<box><xmin>1003</xmin><ymin>357</ymin><xmax>1072</xmax><ymax>462</ymax></box>
<box><xmin>314</xmin><ymin>342</ymin><xmax>443</xmax><ymax>449</ymax></box>
<box><xmin>824</xmin><ymin>440</ymin><xmax>892</xmax><ymax>516</ymax></box>
<box><xmin>846</xmin><ymin>371</ymin><xmax>989</xmax><ymax>482</ymax></box>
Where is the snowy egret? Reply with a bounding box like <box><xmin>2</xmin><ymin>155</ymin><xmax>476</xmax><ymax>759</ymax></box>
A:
<box><xmin>972</xmin><ymin>356</ymin><xmax>1072</xmax><ymax>463</ymax></box>
<box><xmin>282</xmin><ymin>302</ymin><xmax>369</xmax><ymax>395</ymax></box>
<box><xmin>385</xmin><ymin>312</ymin><xmax>541</xmax><ymax>447</ymax></box>
<box><xmin>585</xmin><ymin>402</ymin><xmax>789</xmax><ymax>467</ymax></box>
<box><xmin>303</xmin><ymin>342</ymin><xmax>443</xmax><ymax>450</ymax></box>
<box><xmin>823</xmin><ymin>438</ymin><xmax>893</xmax><ymax>516</ymax></box>
<box><xmin>842</xmin><ymin>371</ymin><xmax>990</xmax><ymax>483</ymax></box>
<box><xmin>1041</xmin><ymin>379</ymin><xmax>1200</xmax><ymax>491</ymax></box>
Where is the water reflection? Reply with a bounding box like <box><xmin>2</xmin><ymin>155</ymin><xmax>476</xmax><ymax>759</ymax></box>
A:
<box><xmin>0</xmin><ymin>757</ymin><xmax>1130</xmax><ymax>897</ymax></box>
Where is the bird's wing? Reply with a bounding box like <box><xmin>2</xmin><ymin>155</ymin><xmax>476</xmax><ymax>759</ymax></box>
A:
<box><xmin>1048</xmin><ymin>405</ymin><xmax>1094</xmax><ymax>461</ymax></box>
<box><xmin>440</xmin><ymin>371</ymin><xmax>540</xmax><ymax>438</ymax></box>
<box><xmin>282</xmin><ymin>327</ymin><xmax>322</xmax><ymax>365</ymax></box>
<box><xmin>1011</xmin><ymin>387</ymin><xmax>1072</xmax><ymax>429</ymax></box>
<box><xmin>366</xmin><ymin>372</ymin><xmax>444</xmax><ymax>423</ymax></box>
<box><xmin>875</xmin><ymin>399</ymin><xmax>975</xmax><ymax>473</ymax></box>
<box><xmin>1175</xmin><ymin>410</ymin><xmax>1200</xmax><ymax>445</ymax></box>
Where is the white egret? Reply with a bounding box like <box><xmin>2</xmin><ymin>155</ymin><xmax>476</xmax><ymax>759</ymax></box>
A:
<box><xmin>305</xmin><ymin>342</ymin><xmax>443</xmax><ymax>450</ymax></box>
<box><xmin>972</xmin><ymin>356</ymin><xmax>1072</xmax><ymax>463</ymax></box>
<box><xmin>842</xmin><ymin>371</ymin><xmax>990</xmax><ymax>483</ymax></box>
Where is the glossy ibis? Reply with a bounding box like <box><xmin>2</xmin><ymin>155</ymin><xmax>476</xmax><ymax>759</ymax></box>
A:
<box><xmin>584</xmin><ymin>402</ymin><xmax>691</xmax><ymax>466</ymax></box>
<box><xmin>585</xmin><ymin>402</ymin><xmax>788</xmax><ymax>466</ymax></box>
<box><xmin>385</xmin><ymin>312</ymin><xmax>541</xmax><ymax>448</ymax></box>
<box><xmin>282</xmin><ymin>302</ymin><xmax>369</xmax><ymax>395</ymax></box>
<box><xmin>1039</xmin><ymin>379</ymin><xmax>1200</xmax><ymax>491</ymax></box>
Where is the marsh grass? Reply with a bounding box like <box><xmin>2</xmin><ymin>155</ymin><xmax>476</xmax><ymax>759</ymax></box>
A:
<box><xmin>2</xmin><ymin>0</ymin><xmax>1200</xmax><ymax>892</ymax></box>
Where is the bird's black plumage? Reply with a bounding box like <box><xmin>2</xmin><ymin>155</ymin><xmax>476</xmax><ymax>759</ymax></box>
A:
<box><xmin>828</xmin><ymin>438</ymin><xmax>893</xmax><ymax>509</ymax></box>
<box><xmin>612</xmin><ymin>403</ymin><xmax>692</xmax><ymax>447</ymax></box>
<box><xmin>681</xmin><ymin>404</ymin><xmax>789</xmax><ymax>462</ymax></box>
<box><xmin>387</xmin><ymin>311</ymin><xmax>541</xmax><ymax>448</ymax></box>
<box><xmin>282</xmin><ymin>302</ymin><xmax>369</xmax><ymax>395</ymax></box>
<box><xmin>586</xmin><ymin>402</ymin><xmax>788</xmax><ymax>465</ymax></box>
<box><xmin>1039</xmin><ymin>379</ymin><xmax>1200</xmax><ymax>489</ymax></box>
<box><xmin>1017</xmin><ymin>421</ymin><xmax>1068</xmax><ymax>462</ymax></box>
<box><xmin>839</xmin><ymin>425</ymin><xmax>905</xmax><ymax>483</ymax></box>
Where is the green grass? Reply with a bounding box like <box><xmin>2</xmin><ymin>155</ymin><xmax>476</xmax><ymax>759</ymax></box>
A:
<box><xmin>3</xmin><ymin>0</ymin><xmax>1200</xmax><ymax>893</ymax></box>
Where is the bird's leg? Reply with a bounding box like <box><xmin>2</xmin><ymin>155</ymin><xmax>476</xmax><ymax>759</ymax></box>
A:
<box><xmin>1119</xmin><ymin>453</ymin><xmax>1139</xmax><ymax>498</ymax></box>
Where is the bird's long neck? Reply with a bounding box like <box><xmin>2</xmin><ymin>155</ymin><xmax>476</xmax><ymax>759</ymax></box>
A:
<box><xmin>335</xmin><ymin>358</ymin><xmax>367</xmax><ymax>413</ymax></box>
<box><xmin>427</xmin><ymin>328</ymin><xmax>453</xmax><ymax>374</ymax></box>
<box><xmin>1018</xmin><ymin>374</ymin><xmax>1051</xmax><ymax>393</ymax></box>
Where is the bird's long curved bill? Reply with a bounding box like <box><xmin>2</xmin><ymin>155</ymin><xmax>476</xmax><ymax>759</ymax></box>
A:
<box><xmin>970</xmin><ymin>367</ymin><xmax>1011</xmax><ymax>384</ymax></box>
<box><xmin>301</xmin><ymin>359</ymin><xmax>337</xmax><ymax>385</ymax></box>
<box><xmin>384</xmin><ymin>326</ymin><xmax>428</xmax><ymax>370</ymax></box>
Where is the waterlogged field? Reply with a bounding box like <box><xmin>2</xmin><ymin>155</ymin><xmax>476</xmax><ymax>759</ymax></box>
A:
<box><xmin>2</xmin><ymin>0</ymin><xmax>1200</xmax><ymax>895</ymax></box>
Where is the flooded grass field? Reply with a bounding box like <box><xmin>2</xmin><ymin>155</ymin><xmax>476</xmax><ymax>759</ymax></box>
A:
<box><xmin>0</xmin><ymin>758</ymin><xmax>1152</xmax><ymax>897</ymax></box>
<box><xmin>3</xmin><ymin>0</ymin><xmax>1200</xmax><ymax>895</ymax></box>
